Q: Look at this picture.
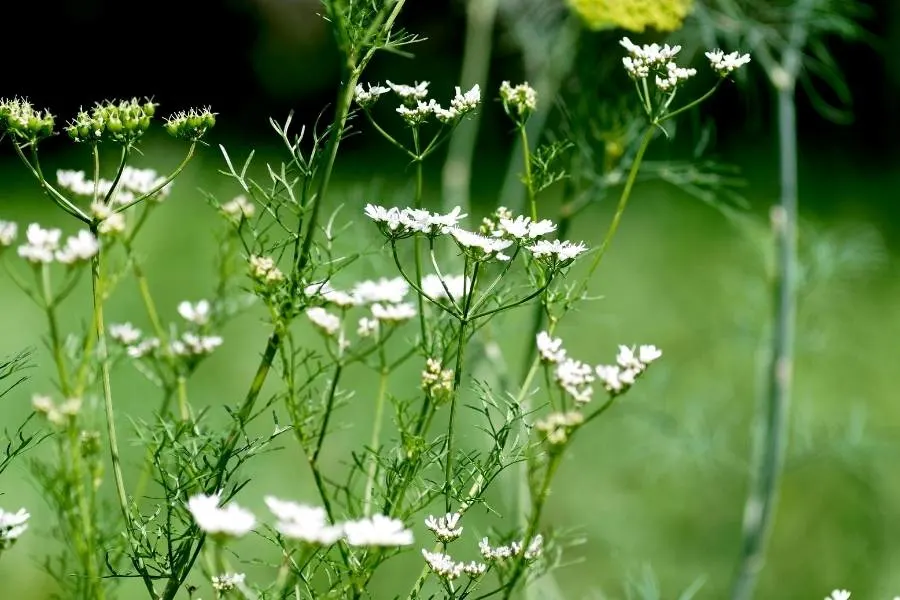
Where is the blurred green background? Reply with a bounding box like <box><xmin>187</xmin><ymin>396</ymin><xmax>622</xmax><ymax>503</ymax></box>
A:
<box><xmin>3</xmin><ymin>0</ymin><xmax>900</xmax><ymax>598</ymax></box>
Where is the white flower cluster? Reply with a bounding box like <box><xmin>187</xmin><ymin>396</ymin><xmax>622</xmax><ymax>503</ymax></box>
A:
<box><xmin>249</xmin><ymin>255</ymin><xmax>284</xmax><ymax>286</ymax></box>
<box><xmin>424</xmin><ymin>511</ymin><xmax>462</xmax><ymax>542</ymax></box>
<box><xmin>0</xmin><ymin>221</ymin><xmax>18</xmax><ymax>246</ymax></box>
<box><xmin>365</xmin><ymin>204</ymin><xmax>586</xmax><ymax>268</ymax></box>
<box><xmin>479</xmin><ymin>534</ymin><xmax>543</xmax><ymax>561</ymax></box>
<box><xmin>364</xmin><ymin>203</ymin><xmax>467</xmax><ymax>238</ymax></box>
<box><xmin>619</xmin><ymin>37</ymin><xmax>696</xmax><ymax>91</ymax></box>
<box><xmin>108</xmin><ymin>300</ymin><xmax>222</xmax><ymax>360</ymax></box>
<box><xmin>57</xmin><ymin>167</ymin><xmax>171</xmax><ymax>206</ymax></box>
<box><xmin>264</xmin><ymin>496</ymin><xmax>414</xmax><ymax>546</ymax></box>
<box><xmin>0</xmin><ymin>507</ymin><xmax>30</xmax><ymax>550</ymax></box>
<box><xmin>90</xmin><ymin>202</ymin><xmax>126</xmax><ymax>236</ymax></box>
<box><xmin>212</xmin><ymin>572</ymin><xmax>246</xmax><ymax>592</ymax></box>
<box><xmin>422</xmin><ymin>358</ymin><xmax>454</xmax><ymax>403</ymax></box>
<box><xmin>500</xmin><ymin>81</ymin><xmax>537</xmax><ymax>119</ymax></box>
<box><xmin>305</xmin><ymin>277</ymin><xmax>419</xmax><ymax>343</ymax></box>
<box><xmin>534</xmin><ymin>411</ymin><xmax>584</xmax><ymax>445</ymax></box>
<box><xmin>354</xmin><ymin>83</ymin><xmax>391</xmax><ymax>108</ymax></box>
<box><xmin>421</xmin><ymin>549</ymin><xmax>486</xmax><ymax>580</ymax></box>
<box><xmin>421</xmin><ymin>273</ymin><xmax>468</xmax><ymax>302</ymax></box>
<box><xmin>826</xmin><ymin>592</ymin><xmax>851</xmax><ymax>600</ymax></box>
<box><xmin>706</xmin><ymin>49</ymin><xmax>752</xmax><ymax>77</ymax></box>
<box><xmin>355</xmin><ymin>80</ymin><xmax>482</xmax><ymax>125</ymax></box>
<box><xmin>595</xmin><ymin>344</ymin><xmax>662</xmax><ymax>394</ymax></box>
<box><xmin>220</xmin><ymin>195</ymin><xmax>256</xmax><ymax>221</ymax></box>
<box><xmin>32</xmin><ymin>394</ymin><xmax>82</xmax><ymax>426</ymax></box>
<box><xmin>187</xmin><ymin>494</ymin><xmax>256</xmax><ymax>537</ymax></box>
<box><xmin>15</xmin><ymin>224</ymin><xmax>99</xmax><ymax>265</ymax></box>
<box><xmin>537</xmin><ymin>332</ymin><xmax>662</xmax><ymax>403</ymax></box>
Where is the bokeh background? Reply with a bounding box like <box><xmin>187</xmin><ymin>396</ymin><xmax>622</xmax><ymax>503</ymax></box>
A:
<box><xmin>2</xmin><ymin>0</ymin><xmax>900</xmax><ymax>598</ymax></box>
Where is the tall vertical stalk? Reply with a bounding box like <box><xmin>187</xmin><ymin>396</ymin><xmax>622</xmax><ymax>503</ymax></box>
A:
<box><xmin>731</xmin><ymin>3</ymin><xmax>809</xmax><ymax>595</ymax></box>
<box><xmin>440</xmin><ymin>0</ymin><xmax>500</xmax><ymax>215</ymax></box>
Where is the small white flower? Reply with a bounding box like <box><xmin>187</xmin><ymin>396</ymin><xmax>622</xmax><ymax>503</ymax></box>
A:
<box><xmin>221</xmin><ymin>195</ymin><xmax>255</xmax><ymax>220</ymax></box>
<box><xmin>450</xmin><ymin>227</ymin><xmax>513</xmax><ymax>261</ymax></box>
<box><xmin>171</xmin><ymin>333</ymin><xmax>223</xmax><ymax>356</ymax></box>
<box><xmin>555</xmin><ymin>358</ymin><xmax>595</xmax><ymax>404</ymax></box>
<box><xmin>706</xmin><ymin>49</ymin><xmax>751</xmax><ymax>76</ymax></box>
<box><xmin>528</xmin><ymin>239</ymin><xmax>587</xmax><ymax>265</ymax></box>
<box><xmin>352</xmin><ymin>277</ymin><xmax>410</xmax><ymax>304</ymax></box>
<box><xmin>0</xmin><ymin>507</ymin><xmax>30</xmax><ymax>549</ymax></box>
<box><xmin>306</xmin><ymin>307</ymin><xmax>341</xmax><ymax>335</ymax></box>
<box><xmin>127</xmin><ymin>338</ymin><xmax>160</xmax><ymax>359</ymax></box>
<box><xmin>421</xmin><ymin>274</ymin><xmax>468</xmax><ymax>301</ymax></box>
<box><xmin>386</xmin><ymin>80</ymin><xmax>430</xmax><ymax>102</ymax></box>
<box><xmin>265</xmin><ymin>496</ymin><xmax>343</xmax><ymax>545</ymax></box>
<box><xmin>17</xmin><ymin>223</ymin><xmax>62</xmax><ymax>264</ymax></box>
<box><xmin>396</xmin><ymin>99</ymin><xmax>442</xmax><ymax>125</ymax></box>
<box><xmin>535</xmin><ymin>411</ymin><xmax>584</xmax><ymax>445</ymax></box>
<box><xmin>357</xmin><ymin>317</ymin><xmax>379</xmax><ymax>338</ymax></box>
<box><xmin>212</xmin><ymin>572</ymin><xmax>246</xmax><ymax>592</ymax></box>
<box><xmin>91</xmin><ymin>202</ymin><xmax>127</xmax><ymax>236</ymax></box>
<box><xmin>249</xmin><ymin>255</ymin><xmax>284</xmax><ymax>285</ymax></box>
<box><xmin>355</xmin><ymin>83</ymin><xmax>391</xmax><ymax>108</ymax></box>
<box><xmin>186</xmin><ymin>494</ymin><xmax>255</xmax><ymax>537</ymax></box>
<box><xmin>638</xmin><ymin>344</ymin><xmax>662</xmax><ymax>364</ymax></box>
<box><xmin>364</xmin><ymin>204</ymin><xmax>404</xmax><ymax>232</ymax></box>
<box><xmin>536</xmin><ymin>331</ymin><xmax>566</xmax><ymax>364</ymax></box>
<box><xmin>500</xmin><ymin>81</ymin><xmax>537</xmax><ymax>117</ymax></box>
<box><xmin>424</xmin><ymin>512</ymin><xmax>463</xmax><ymax>542</ymax></box>
<box><xmin>305</xmin><ymin>281</ymin><xmax>358</xmax><ymax>307</ymax></box>
<box><xmin>371</xmin><ymin>302</ymin><xmax>417</xmax><ymax>323</ymax></box>
<box><xmin>178</xmin><ymin>300</ymin><xmax>211</xmax><ymax>325</ymax></box>
<box><xmin>826</xmin><ymin>591</ymin><xmax>851</xmax><ymax>600</ymax></box>
<box><xmin>0</xmin><ymin>221</ymin><xmax>18</xmax><ymax>246</ymax></box>
<box><xmin>422</xmin><ymin>549</ymin><xmax>464</xmax><ymax>580</ymax></box>
<box><xmin>109</xmin><ymin>323</ymin><xmax>142</xmax><ymax>345</ymax></box>
<box><xmin>55</xmin><ymin>230</ymin><xmax>100</xmax><ymax>264</ymax></box>
<box><xmin>344</xmin><ymin>514</ymin><xmax>413</xmax><ymax>546</ymax></box>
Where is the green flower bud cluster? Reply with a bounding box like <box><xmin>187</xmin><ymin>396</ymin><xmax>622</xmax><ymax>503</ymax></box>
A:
<box><xmin>65</xmin><ymin>98</ymin><xmax>157</xmax><ymax>144</ymax></box>
<box><xmin>164</xmin><ymin>107</ymin><xmax>216</xmax><ymax>141</ymax></box>
<box><xmin>0</xmin><ymin>97</ymin><xmax>55</xmax><ymax>142</ymax></box>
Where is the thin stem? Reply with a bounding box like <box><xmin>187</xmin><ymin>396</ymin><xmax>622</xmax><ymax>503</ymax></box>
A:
<box><xmin>313</xmin><ymin>364</ymin><xmax>343</xmax><ymax>464</ymax></box>
<box><xmin>520</xmin><ymin>126</ymin><xmax>537</xmax><ymax>221</ymax></box>
<box><xmin>11</xmin><ymin>143</ymin><xmax>89</xmax><ymax>222</ymax></box>
<box><xmin>659</xmin><ymin>81</ymin><xmax>722</xmax><ymax>123</ymax></box>
<box><xmin>363</xmin><ymin>365</ymin><xmax>390</xmax><ymax>516</ymax></box>
<box><xmin>413</xmin><ymin>153</ymin><xmax>429</xmax><ymax>349</ymax></box>
<box><xmin>296</xmin><ymin>79</ymin><xmax>358</xmax><ymax>273</ymax></box>
<box><xmin>40</xmin><ymin>265</ymin><xmax>71</xmax><ymax>393</ymax></box>
<box><xmin>103</xmin><ymin>145</ymin><xmax>131</xmax><ymax>205</ymax></box>
<box><xmin>501</xmin><ymin>453</ymin><xmax>563</xmax><ymax>600</ymax></box>
<box><xmin>113</xmin><ymin>142</ymin><xmax>197</xmax><ymax>214</ymax></box>
<box><xmin>90</xmin><ymin>235</ymin><xmax>139</xmax><ymax>583</ymax></box>
<box><xmin>575</xmin><ymin>125</ymin><xmax>655</xmax><ymax>299</ymax></box>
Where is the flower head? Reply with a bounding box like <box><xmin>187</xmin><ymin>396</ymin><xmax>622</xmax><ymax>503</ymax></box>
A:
<box><xmin>0</xmin><ymin>221</ymin><xmax>18</xmax><ymax>247</ymax></box>
<box><xmin>265</xmin><ymin>497</ymin><xmax>343</xmax><ymax>545</ymax></box>
<box><xmin>424</xmin><ymin>512</ymin><xmax>463</xmax><ymax>542</ymax></box>
<box><xmin>0</xmin><ymin>507</ymin><xmax>30</xmax><ymax>550</ymax></box>
<box><xmin>186</xmin><ymin>494</ymin><xmax>255</xmax><ymax>538</ymax></box>
<box><xmin>706</xmin><ymin>49</ymin><xmax>751</xmax><ymax>77</ymax></box>
<box><xmin>343</xmin><ymin>514</ymin><xmax>413</xmax><ymax>546</ymax></box>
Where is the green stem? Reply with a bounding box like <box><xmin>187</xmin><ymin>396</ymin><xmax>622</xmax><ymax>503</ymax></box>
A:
<box><xmin>730</xmin><ymin>69</ymin><xmax>800</xmax><ymax>600</ymax></box>
<box><xmin>11</xmin><ymin>143</ymin><xmax>89</xmax><ymax>222</ymax></box>
<box><xmin>413</xmin><ymin>153</ymin><xmax>429</xmax><ymax>349</ymax></box>
<box><xmin>575</xmin><ymin>125</ymin><xmax>655</xmax><ymax>298</ymax></box>
<box><xmin>363</xmin><ymin>366</ymin><xmax>390</xmax><ymax>516</ymax></box>
<box><xmin>40</xmin><ymin>265</ymin><xmax>71</xmax><ymax>394</ymax></box>
<box><xmin>520</xmin><ymin>126</ymin><xmax>537</xmax><ymax>221</ymax></box>
<box><xmin>113</xmin><ymin>143</ymin><xmax>197</xmax><ymax>214</ymax></box>
<box><xmin>501</xmin><ymin>453</ymin><xmax>563</xmax><ymax>600</ymax></box>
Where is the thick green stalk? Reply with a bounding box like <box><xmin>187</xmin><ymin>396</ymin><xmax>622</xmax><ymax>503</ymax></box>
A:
<box><xmin>730</xmin><ymin>74</ymin><xmax>799</xmax><ymax>600</ymax></box>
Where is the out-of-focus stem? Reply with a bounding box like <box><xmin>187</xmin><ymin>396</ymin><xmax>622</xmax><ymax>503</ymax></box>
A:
<box><xmin>363</xmin><ymin>365</ymin><xmax>390</xmax><ymax>516</ymax></box>
<box><xmin>730</xmin><ymin>78</ymin><xmax>799</xmax><ymax>600</ymax></box>
<box><xmin>441</xmin><ymin>0</ymin><xmax>500</xmax><ymax>214</ymax></box>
